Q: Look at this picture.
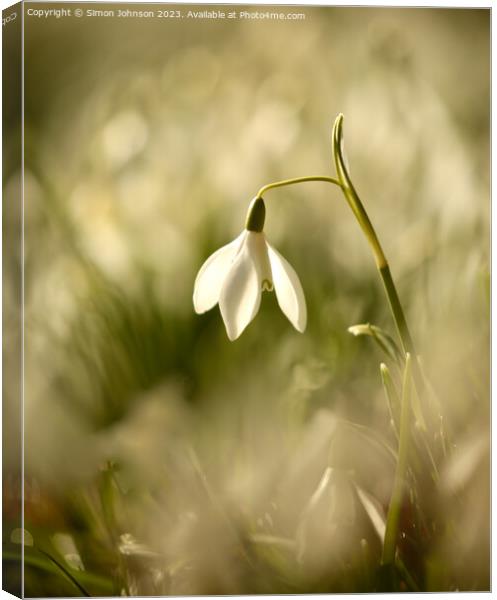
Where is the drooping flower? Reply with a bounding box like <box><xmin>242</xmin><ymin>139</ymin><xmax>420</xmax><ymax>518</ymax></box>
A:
<box><xmin>193</xmin><ymin>197</ymin><xmax>307</xmax><ymax>341</ymax></box>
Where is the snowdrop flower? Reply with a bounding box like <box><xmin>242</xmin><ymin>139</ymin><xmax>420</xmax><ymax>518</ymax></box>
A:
<box><xmin>193</xmin><ymin>197</ymin><xmax>307</xmax><ymax>341</ymax></box>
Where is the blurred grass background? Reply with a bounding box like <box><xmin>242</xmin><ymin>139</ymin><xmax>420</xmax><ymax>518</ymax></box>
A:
<box><xmin>3</xmin><ymin>4</ymin><xmax>489</xmax><ymax>595</ymax></box>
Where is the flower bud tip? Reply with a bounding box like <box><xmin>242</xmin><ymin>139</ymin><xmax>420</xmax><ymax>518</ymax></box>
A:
<box><xmin>245</xmin><ymin>196</ymin><xmax>266</xmax><ymax>232</ymax></box>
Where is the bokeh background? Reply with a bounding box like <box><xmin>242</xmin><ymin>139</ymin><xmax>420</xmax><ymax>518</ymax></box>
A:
<box><xmin>3</xmin><ymin>4</ymin><xmax>489</xmax><ymax>595</ymax></box>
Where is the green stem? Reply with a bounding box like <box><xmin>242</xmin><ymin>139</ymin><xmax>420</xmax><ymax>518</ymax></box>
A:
<box><xmin>256</xmin><ymin>175</ymin><xmax>341</xmax><ymax>198</ymax></box>
<box><xmin>382</xmin><ymin>353</ymin><xmax>412</xmax><ymax>566</ymax></box>
<box><xmin>256</xmin><ymin>116</ymin><xmax>422</xmax><ymax>395</ymax></box>
<box><xmin>380</xmin><ymin>362</ymin><xmax>400</xmax><ymax>437</ymax></box>
<box><xmin>378</xmin><ymin>266</ymin><xmax>415</xmax><ymax>357</ymax></box>
<box><xmin>378</xmin><ymin>265</ymin><xmax>423</xmax><ymax>397</ymax></box>
<box><xmin>332</xmin><ymin>115</ymin><xmax>387</xmax><ymax>270</ymax></box>
<box><xmin>332</xmin><ymin>115</ymin><xmax>424</xmax><ymax>399</ymax></box>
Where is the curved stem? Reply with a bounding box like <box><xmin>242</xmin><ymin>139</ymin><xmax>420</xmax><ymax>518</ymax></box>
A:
<box><xmin>255</xmin><ymin>118</ymin><xmax>423</xmax><ymax>396</ymax></box>
<box><xmin>256</xmin><ymin>175</ymin><xmax>414</xmax><ymax>353</ymax></box>
<box><xmin>256</xmin><ymin>175</ymin><xmax>411</xmax><ymax>348</ymax></box>
<box><xmin>331</xmin><ymin>115</ymin><xmax>423</xmax><ymax>397</ymax></box>
<box><xmin>332</xmin><ymin>114</ymin><xmax>387</xmax><ymax>270</ymax></box>
<box><xmin>256</xmin><ymin>175</ymin><xmax>341</xmax><ymax>198</ymax></box>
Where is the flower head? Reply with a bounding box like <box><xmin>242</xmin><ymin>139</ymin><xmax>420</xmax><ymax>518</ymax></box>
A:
<box><xmin>193</xmin><ymin>197</ymin><xmax>307</xmax><ymax>341</ymax></box>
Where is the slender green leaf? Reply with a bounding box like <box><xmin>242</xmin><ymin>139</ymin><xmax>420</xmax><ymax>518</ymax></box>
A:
<box><xmin>382</xmin><ymin>354</ymin><xmax>412</xmax><ymax>566</ymax></box>
<box><xmin>380</xmin><ymin>362</ymin><xmax>400</xmax><ymax>435</ymax></box>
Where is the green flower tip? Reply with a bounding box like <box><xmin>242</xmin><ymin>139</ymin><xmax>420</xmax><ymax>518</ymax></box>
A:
<box><xmin>332</xmin><ymin>113</ymin><xmax>344</xmax><ymax>136</ymax></box>
<box><xmin>332</xmin><ymin>113</ymin><xmax>345</xmax><ymax>155</ymax></box>
<box><xmin>245</xmin><ymin>196</ymin><xmax>266</xmax><ymax>232</ymax></box>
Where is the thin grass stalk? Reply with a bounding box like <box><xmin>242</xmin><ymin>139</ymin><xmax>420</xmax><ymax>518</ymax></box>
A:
<box><xmin>381</xmin><ymin>353</ymin><xmax>412</xmax><ymax>566</ymax></box>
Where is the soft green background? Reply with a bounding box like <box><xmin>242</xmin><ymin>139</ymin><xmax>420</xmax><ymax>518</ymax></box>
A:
<box><xmin>4</xmin><ymin>4</ymin><xmax>489</xmax><ymax>595</ymax></box>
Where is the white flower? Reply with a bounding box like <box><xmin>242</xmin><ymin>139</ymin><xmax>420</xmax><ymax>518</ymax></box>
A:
<box><xmin>193</xmin><ymin>199</ymin><xmax>307</xmax><ymax>341</ymax></box>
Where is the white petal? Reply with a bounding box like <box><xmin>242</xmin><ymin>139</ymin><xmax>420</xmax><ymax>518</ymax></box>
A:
<box><xmin>193</xmin><ymin>232</ymin><xmax>245</xmax><ymax>314</ymax></box>
<box><xmin>219</xmin><ymin>244</ymin><xmax>261</xmax><ymax>341</ymax></box>
<box><xmin>244</xmin><ymin>231</ymin><xmax>273</xmax><ymax>290</ymax></box>
<box><xmin>268</xmin><ymin>244</ymin><xmax>307</xmax><ymax>332</ymax></box>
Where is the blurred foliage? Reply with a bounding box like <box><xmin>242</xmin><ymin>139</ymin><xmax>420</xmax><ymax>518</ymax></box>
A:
<box><xmin>3</xmin><ymin>3</ymin><xmax>489</xmax><ymax>595</ymax></box>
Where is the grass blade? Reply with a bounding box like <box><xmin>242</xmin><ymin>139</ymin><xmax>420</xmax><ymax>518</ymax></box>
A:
<box><xmin>381</xmin><ymin>353</ymin><xmax>412</xmax><ymax>566</ymax></box>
